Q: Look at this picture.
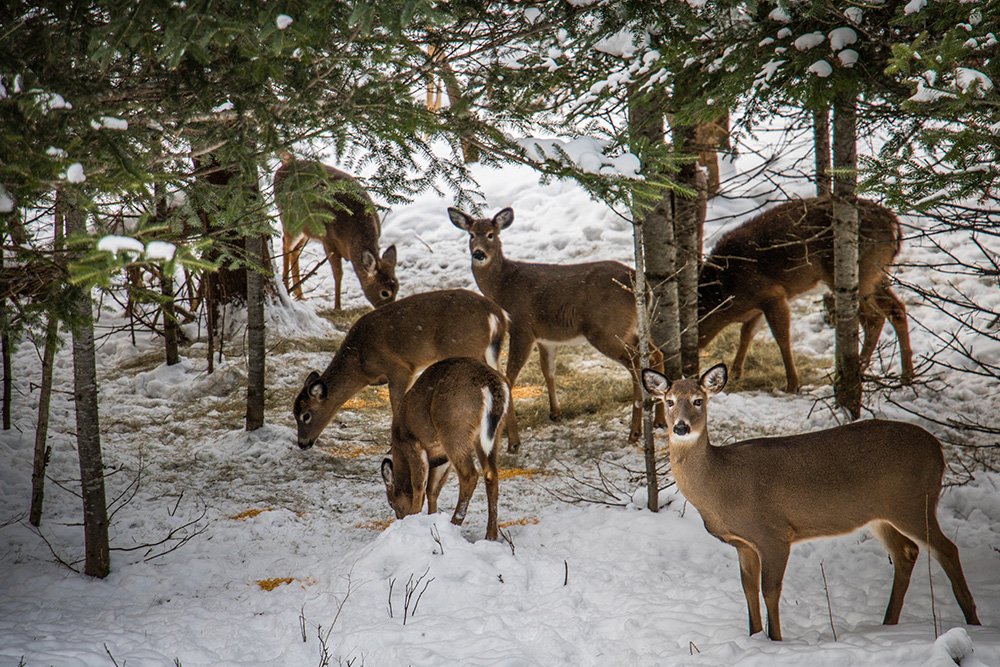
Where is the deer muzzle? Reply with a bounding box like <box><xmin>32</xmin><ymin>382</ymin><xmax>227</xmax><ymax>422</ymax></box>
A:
<box><xmin>673</xmin><ymin>421</ymin><xmax>691</xmax><ymax>437</ymax></box>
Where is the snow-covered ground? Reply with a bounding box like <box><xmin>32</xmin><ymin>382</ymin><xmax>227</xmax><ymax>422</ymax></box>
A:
<box><xmin>1</xmin><ymin>150</ymin><xmax>998</xmax><ymax>665</ymax></box>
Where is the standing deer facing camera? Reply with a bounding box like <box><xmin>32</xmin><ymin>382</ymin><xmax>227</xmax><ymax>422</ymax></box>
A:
<box><xmin>699</xmin><ymin>196</ymin><xmax>913</xmax><ymax>392</ymax></box>
<box><xmin>293</xmin><ymin>289</ymin><xmax>515</xmax><ymax>449</ymax></box>
<box><xmin>642</xmin><ymin>363</ymin><xmax>980</xmax><ymax>640</ymax></box>
<box><xmin>274</xmin><ymin>153</ymin><xmax>398</xmax><ymax>308</ymax></box>
<box><xmin>449</xmin><ymin>206</ymin><xmax>666</xmax><ymax>447</ymax></box>
<box><xmin>381</xmin><ymin>357</ymin><xmax>510</xmax><ymax>541</ymax></box>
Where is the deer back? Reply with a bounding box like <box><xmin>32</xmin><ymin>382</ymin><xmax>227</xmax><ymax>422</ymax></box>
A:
<box><xmin>698</xmin><ymin>197</ymin><xmax>901</xmax><ymax>342</ymax></box>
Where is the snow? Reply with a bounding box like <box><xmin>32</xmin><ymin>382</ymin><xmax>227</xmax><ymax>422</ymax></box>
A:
<box><xmin>838</xmin><ymin>49</ymin><xmax>859</xmax><ymax>67</ymax></box>
<box><xmin>91</xmin><ymin>115</ymin><xmax>128</xmax><ymax>131</ymax></box>
<box><xmin>145</xmin><ymin>240</ymin><xmax>177</xmax><ymax>261</ymax></box>
<box><xmin>97</xmin><ymin>234</ymin><xmax>144</xmax><ymax>256</ymax></box>
<box><xmin>0</xmin><ymin>184</ymin><xmax>13</xmax><ymax>213</ymax></box>
<box><xmin>844</xmin><ymin>7</ymin><xmax>863</xmax><ymax>24</ymax></box>
<box><xmin>1</xmin><ymin>122</ymin><xmax>999</xmax><ymax>666</ymax></box>
<box><xmin>46</xmin><ymin>146</ymin><xmax>67</xmax><ymax>158</ymax></box>
<box><xmin>64</xmin><ymin>162</ymin><xmax>86</xmax><ymax>183</ymax></box>
<box><xmin>768</xmin><ymin>7</ymin><xmax>792</xmax><ymax>23</ymax></box>
<box><xmin>828</xmin><ymin>27</ymin><xmax>857</xmax><ymax>51</ymax></box>
<box><xmin>593</xmin><ymin>29</ymin><xmax>643</xmax><ymax>58</ymax></box>
<box><xmin>516</xmin><ymin>137</ymin><xmax>641</xmax><ymax>178</ymax></box>
<box><xmin>904</xmin><ymin>0</ymin><xmax>926</xmax><ymax>15</ymax></box>
<box><xmin>955</xmin><ymin>68</ymin><xmax>994</xmax><ymax>96</ymax></box>
<box><xmin>794</xmin><ymin>32</ymin><xmax>826</xmax><ymax>51</ymax></box>
<box><xmin>275</xmin><ymin>14</ymin><xmax>293</xmax><ymax>30</ymax></box>
<box><xmin>808</xmin><ymin>60</ymin><xmax>833</xmax><ymax>78</ymax></box>
<box><xmin>523</xmin><ymin>7</ymin><xmax>541</xmax><ymax>24</ymax></box>
<box><xmin>33</xmin><ymin>90</ymin><xmax>72</xmax><ymax>113</ymax></box>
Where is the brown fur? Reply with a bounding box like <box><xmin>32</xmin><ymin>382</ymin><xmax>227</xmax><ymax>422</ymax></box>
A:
<box><xmin>293</xmin><ymin>289</ymin><xmax>511</xmax><ymax>448</ymax></box>
<box><xmin>381</xmin><ymin>358</ymin><xmax>509</xmax><ymax>540</ymax></box>
<box><xmin>274</xmin><ymin>154</ymin><xmax>397</xmax><ymax>308</ymax></box>
<box><xmin>698</xmin><ymin>196</ymin><xmax>913</xmax><ymax>391</ymax></box>
<box><xmin>643</xmin><ymin>364</ymin><xmax>979</xmax><ymax>641</ymax></box>
<box><xmin>449</xmin><ymin>207</ymin><xmax>666</xmax><ymax>447</ymax></box>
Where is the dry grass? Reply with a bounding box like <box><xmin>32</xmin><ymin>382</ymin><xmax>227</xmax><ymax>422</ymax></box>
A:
<box><xmin>702</xmin><ymin>325</ymin><xmax>829</xmax><ymax>391</ymax></box>
<box><xmin>229</xmin><ymin>508</ymin><xmax>273</xmax><ymax>521</ymax></box>
<box><xmin>498</xmin><ymin>467</ymin><xmax>550</xmax><ymax>481</ymax></box>
<box><xmin>355</xmin><ymin>518</ymin><xmax>395</xmax><ymax>531</ymax></box>
<box><xmin>499</xmin><ymin>517</ymin><xmax>540</xmax><ymax>528</ymax></box>
<box><xmin>318</xmin><ymin>440</ymin><xmax>387</xmax><ymax>459</ymax></box>
<box><xmin>257</xmin><ymin>577</ymin><xmax>295</xmax><ymax>591</ymax></box>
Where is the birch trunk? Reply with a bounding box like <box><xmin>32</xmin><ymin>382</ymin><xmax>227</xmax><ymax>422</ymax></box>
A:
<box><xmin>832</xmin><ymin>92</ymin><xmax>862</xmax><ymax>419</ymax></box>
<box><xmin>65</xmin><ymin>197</ymin><xmax>110</xmax><ymax>578</ymax></box>
<box><xmin>814</xmin><ymin>108</ymin><xmax>832</xmax><ymax>197</ymax></box>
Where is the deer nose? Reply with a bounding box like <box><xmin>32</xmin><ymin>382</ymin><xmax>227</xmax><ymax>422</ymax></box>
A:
<box><xmin>673</xmin><ymin>422</ymin><xmax>690</xmax><ymax>437</ymax></box>
<box><xmin>472</xmin><ymin>249</ymin><xmax>487</xmax><ymax>262</ymax></box>
<box><xmin>298</xmin><ymin>438</ymin><xmax>314</xmax><ymax>450</ymax></box>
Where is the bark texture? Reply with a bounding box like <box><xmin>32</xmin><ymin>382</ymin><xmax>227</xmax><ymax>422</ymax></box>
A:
<box><xmin>814</xmin><ymin>107</ymin><xmax>833</xmax><ymax>197</ymax></box>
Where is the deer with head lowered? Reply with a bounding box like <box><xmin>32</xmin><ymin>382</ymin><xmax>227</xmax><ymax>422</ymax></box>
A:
<box><xmin>642</xmin><ymin>363</ymin><xmax>980</xmax><ymax>641</ymax></box>
<box><xmin>381</xmin><ymin>357</ymin><xmax>510</xmax><ymax>541</ymax></box>
<box><xmin>699</xmin><ymin>196</ymin><xmax>913</xmax><ymax>392</ymax></box>
<box><xmin>293</xmin><ymin>289</ymin><xmax>516</xmax><ymax>448</ymax></box>
<box><xmin>274</xmin><ymin>153</ymin><xmax>397</xmax><ymax>308</ymax></box>
<box><xmin>449</xmin><ymin>207</ymin><xmax>665</xmax><ymax>448</ymax></box>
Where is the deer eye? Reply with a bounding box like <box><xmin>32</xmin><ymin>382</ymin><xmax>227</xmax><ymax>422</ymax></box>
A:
<box><xmin>693</xmin><ymin>399</ymin><xmax>703</xmax><ymax>407</ymax></box>
<box><xmin>487</xmin><ymin>232</ymin><xmax>494</xmax><ymax>240</ymax></box>
<box><xmin>666</xmin><ymin>400</ymin><xmax>675</xmax><ymax>408</ymax></box>
<box><xmin>301</xmin><ymin>412</ymin><xmax>312</xmax><ymax>424</ymax></box>
<box><xmin>380</xmin><ymin>290</ymin><xmax>391</xmax><ymax>298</ymax></box>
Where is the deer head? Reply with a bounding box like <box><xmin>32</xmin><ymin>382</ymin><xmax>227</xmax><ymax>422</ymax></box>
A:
<box><xmin>448</xmin><ymin>207</ymin><xmax>513</xmax><ymax>266</ymax></box>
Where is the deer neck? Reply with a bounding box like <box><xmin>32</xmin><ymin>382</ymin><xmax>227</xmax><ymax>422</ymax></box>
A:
<box><xmin>470</xmin><ymin>251</ymin><xmax>509</xmax><ymax>301</ymax></box>
<box><xmin>317</xmin><ymin>349</ymin><xmax>370</xmax><ymax>427</ymax></box>
<box><xmin>668</xmin><ymin>435</ymin><xmax>722</xmax><ymax>509</ymax></box>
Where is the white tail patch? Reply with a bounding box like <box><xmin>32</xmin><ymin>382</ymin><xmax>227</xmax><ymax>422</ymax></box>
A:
<box><xmin>486</xmin><ymin>313</ymin><xmax>501</xmax><ymax>369</ymax></box>
<box><xmin>479</xmin><ymin>386</ymin><xmax>495</xmax><ymax>456</ymax></box>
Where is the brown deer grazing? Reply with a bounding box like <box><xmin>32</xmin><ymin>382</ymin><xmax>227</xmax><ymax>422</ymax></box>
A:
<box><xmin>293</xmin><ymin>289</ymin><xmax>514</xmax><ymax>449</ymax></box>
<box><xmin>381</xmin><ymin>357</ymin><xmax>510</xmax><ymax>540</ymax></box>
<box><xmin>274</xmin><ymin>153</ymin><xmax>397</xmax><ymax>308</ymax></box>
<box><xmin>699</xmin><ymin>196</ymin><xmax>913</xmax><ymax>392</ymax></box>
<box><xmin>642</xmin><ymin>363</ymin><xmax>980</xmax><ymax>641</ymax></box>
<box><xmin>449</xmin><ymin>207</ymin><xmax>666</xmax><ymax>447</ymax></box>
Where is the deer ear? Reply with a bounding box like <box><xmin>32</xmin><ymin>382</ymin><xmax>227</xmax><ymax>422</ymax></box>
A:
<box><xmin>642</xmin><ymin>369</ymin><xmax>671</xmax><ymax>396</ymax></box>
<box><xmin>359</xmin><ymin>250</ymin><xmax>377</xmax><ymax>275</ymax></box>
<box><xmin>700</xmin><ymin>363</ymin><xmax>728</xmax><ymax>394</ymax></box>
<box><xmin>493</xmin><ymin>207</ymin><xmax>514</xmax><ymax>229</ymax></box>
<box><xmin>381</xmin><ymin>244</ymin><xmax>397</xmax><ymax>270</ymax></box>
<box><xmin>381</xmin><ymin>458</ymin><xmax>394</xmax><ymax>488</ymax></box>
<box><xmin>448</xmin><ymin>207</ymin><xmax>473</xmax><ymax>231</ymax></box>
<box><xmin>309</xmin><ymin>377</ymin><xmax>328</xmax><ymax>399</ymax></box>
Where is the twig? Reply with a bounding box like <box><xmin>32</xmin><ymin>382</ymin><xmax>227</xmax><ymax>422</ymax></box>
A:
<box><xmin>104</xmin><ymin>643</ymin><xmax>123</xmax><ymax>666</ymax></box>
<box><xmin>430</xmin><ymin>524</ymin><xmax>443</xmax><ymax>555</ymax></box>
<box><xmin>926</xmin><ymin>495</ymin><xmax>939</xmax><ymax>639</ymax></box>
<box><xmin>499</xmin><ymin>527</ymin><xmax>515</xmax><ymax>556</ymax></box>
<box><xmin>29</xmin><ymin>524</ymin><xmax>79</xmax><ymax>573</ymax></box>
<box><xmin>689</xmin><ymin>641</ymin><xmax>700</xmax><ymax>655</ymax></box>
<box><xmin>820</xmin><ymin>561</ymin><xmax>838</xmax><ymax>642</ymax></box>
<box><xmin>563</xmin><ymin>559</ymin><xmax>568</xmax><ymax>586</ymax></box>
<box><xmin>387</xmin><ymin>577</ymin><xmax>395</xmax><ymax>618</ymax></box>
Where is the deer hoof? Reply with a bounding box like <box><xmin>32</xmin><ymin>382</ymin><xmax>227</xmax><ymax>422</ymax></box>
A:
<box><xmin>507</xmin><ymin>440</ymin><xmax>520</xmax><ymax>453</ymax></box>
<box><xmin>549</xmin><ymin>411</ymin><xmax>563</xmax><ymax>422</ymax></box>
<box><xmin>628</xmin><ymin>429</ymin><xmax>641</xmax><ymax>443</ymax></box>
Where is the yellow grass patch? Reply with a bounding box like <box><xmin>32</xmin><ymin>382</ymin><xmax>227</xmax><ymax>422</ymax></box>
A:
<box><xmin>512</xmin><ymin>385</ymin><xmax>544</xmax><ymax>399</ymax></box>
<box><xmin>498</xmin><ymin>467</ymin><xmax>549</xmax><ymax>481</ymax></box>
<box><xmin>229</xmin><ymin>508</ymin><xmax>272</xmax><ymax>521</ymax></box>
<box><xmin>499</xmin><ymin>517</ymin><xmax>539</xmax><ymax>528</ymax></box>
<box><xmin>257</xmin><ymin>577</ymin><xmax>295</xmax><ymax>591</ymax></box>
<box><xmin>355</xmin><ymin>518</ymin><xmax>395</xmax><ymax>531</ymax></box>
<box><xmin>320</xmin><ymin>442</ymin><xmax>385</xmax><ymax>459</ymax></box>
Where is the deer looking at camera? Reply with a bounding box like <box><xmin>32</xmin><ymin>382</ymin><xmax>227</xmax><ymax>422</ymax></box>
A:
<box><xmin>449</xmin><ymin>207</ymin><xmax>666</xmax><ymax>448</ymax></box>
<box><xmin>642</xmin><ymin>363</ymin><xmax>980</xmax><ymax>641</ymax></box>
<box><xmin>293</xmin><ymin>289</ymin><xmax>515</xmax><ymax>449</ymax></box>
<box><xmin>381</xmin><ymin>357</ymin><xmax>510</xmax><ymax>541</ymax></box>
<box><xmin>699</xmin><ymin>196</ymin><xmax>913</xmax><ymax>392</ymax></box>
<box><xmin>274</xmin><ymin>153</ymin><xmax>397</xmax><ymax>308</ymax></box>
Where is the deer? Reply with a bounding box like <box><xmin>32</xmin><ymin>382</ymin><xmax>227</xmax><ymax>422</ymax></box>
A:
<box><xmin>449</xmin><ymin>206</ymin><xmax>666</xmax><ymax>448</ymax></box>
<box><xmin>293</xmin><ymin>289</ymin><xmax>517</xmax><ymax>449</ymax></box>
<box><xmin>273</xmin><ymin>153</ymin><xmax>398</xmax><ymax>309</ymax></box>
<box><xmin>381</xmin><ymin>357</ymin><xmax>510</xmax><ymax>541</ymax></box>
<box><xmin>698</xmin><ymin>196</ymin><xmax>913</xmax><ymax>392</ymax></box>
<box><xmin>642</xmin><ymin>363</ymin><xmax>980</xmax><ymax>641</ymax></box>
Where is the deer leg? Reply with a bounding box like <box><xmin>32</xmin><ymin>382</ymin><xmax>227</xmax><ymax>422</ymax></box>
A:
<box><xmin>503</xmin><ymin>328</ymin><xmax>534</xmax><ymax>452</ymax></box>
<box><xmin>732</xmin><ymin>313</ymin><xmax>764</xmax><ymax>381</ymax></box>
<box><xmin>873</xmin><ymin>281</ymin><xmax>914</xmax><ymax>385</ymax></box>
<box><xmin>858</xmin><ymin>294</ymin><xmax>887</xmax><ymax>376</ymax></box>
<box><xmin>760</xmin><ymin>299</ymin><xmax>799</xmax><ymax>393</ymax></box>
<box><xmin>321</xmin><ymin>239</ymin><xmax>344</xmax><ymax>310</ymax></box>
<box><xmin>537</xmin><ymin>342</ymin><xmax>561</xmax><ymax>421</ymax></box>
<box><xmin>450</xmin><ymin>455</ymin><xmax>479</xmax><ymax>527</ymax></box>
<box><xmin>758</xmin><ymin>541</ymin><xmax>790</xmax><ymax>641</ymax></box>
<box><xmin>734</xmin><ymin>542</ymin><xmax>764</xmax><ymax>636</ymax></box>
<box><xmin>478</xmin><ymin>443</ymin><xmax>500</xmax><ymax>541</ymax></box>
<box><xmin>871</xmin><ymin>521</ymin><xmax>919</xmax><ymax>625</ymax></box>
<box><xmin>426</xmin><ymin>461</ymin><xmax>451</xmax><ymax>515</ymax></box>
<box><xmin>922</xmin><ymin>515</ymin><xmax>980</xmax><ymax>625</ymax></box>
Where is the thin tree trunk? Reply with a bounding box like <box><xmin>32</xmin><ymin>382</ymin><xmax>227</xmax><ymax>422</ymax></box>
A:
<box><xmin>156</xmin><ymin>182</ymin><xmax>180</xmax><ymax>366</ymax></box>
<box><xmin>1</xmin><ymin>242</ymin><xmax>10</xmax><ymax>430</ymax></box>
<box><xmin>64</xmin><ymin>197</ymin><xmax>110</xmax><ymax>578</ymax></box>
<box><xmin>29</xmin><ymin>316</ymin><xmax>58</xmax><ymax>526</ymax></box>
<box><xmin>631</xmin><ymin>217</ymin><xmax>658</xmax><ymax>512</ymax></box>
<box><xmin>245</xmin><ymin>231</ymin><xmax>266</xmax><ymax>431</ymax></box>
<box><xmin>832</xmin><ymin>91</ymin><xmax>861</xmax><ymax>419</ymax></box>
<box><xmin>672</xmin><ymin>121</ymin><xmax>702</xmax><ymax>377</ymax></box>
<box><xmin>814</xmin><ymin>107</ymin><xmax>832</xmax><ymax>197</ymax></box>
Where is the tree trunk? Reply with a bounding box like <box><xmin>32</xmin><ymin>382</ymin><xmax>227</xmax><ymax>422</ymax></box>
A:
<box><xmin>628</xmin><ymin>86</ymin><xmax>681</xmax><ymax>378</ymax></box>
<box><xmin>814</xmin><ymin>107</ymin><xmax>832</xmax><ymax>197</ymax></box>
<box><xmin>672</xmin><ymin>122</ymin><xmax>703</xmax><ymax>378</ymax></box>
<box><xmin>245</xmin><ymin>231</ymin><xmax>266</xmax><ymax>431</ymax></box>
<box><xmin>29</xmin><ymin>316</ymin><xmax>58</xmax><ymax>526</ymax></box>
<box><xmin>64</xmin><ymin>197</ymin><xmax>110</xmax><ymax>578</ymax></box>
<box><xmin>1</xmin><ymin>244</ymin><xmax>10</xmax><ymax>431</ymax></box>
<box><xmin>832</xmin><ymin>91</ymin><xmax>861</xmax><ymax>419</ymax></box>
<box><xmin>156</xmin><ymin>181</ymin><xmax>180</xmax><ymax>366</ymax></box>
<box><xmin>631</xmin><ymin>217</ymin><xmax>658</xmax><ymax>512</ymax></box>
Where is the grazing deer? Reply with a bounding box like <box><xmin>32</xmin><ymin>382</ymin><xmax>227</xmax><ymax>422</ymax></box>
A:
<box><xmin>381</xmin><ymin>357</ymin><xmax>509</xmax><ymax>540</ymax></box>
<box><xmin>274</xmin><ymin>154</ymin><xmax>398</xmax><ymax>308</ymax></box>
<box><xmin>699</xmin><ymin>196</ymin><xmax>913</xmax><ymax>392</ymax></box>
<box><xmin>293</xmin><ymin>289</ymin><xmax>515</xmax><ymax>449</ymax></box>
<box><xmin>642</xmin><ymin>363</ymin><xmax>980</xmax><ymax>641</ymax></box>
<box><xmin>449</xmin><ymin>207</ymin><xmax>666</xmax><ymax>447</ymax></box>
